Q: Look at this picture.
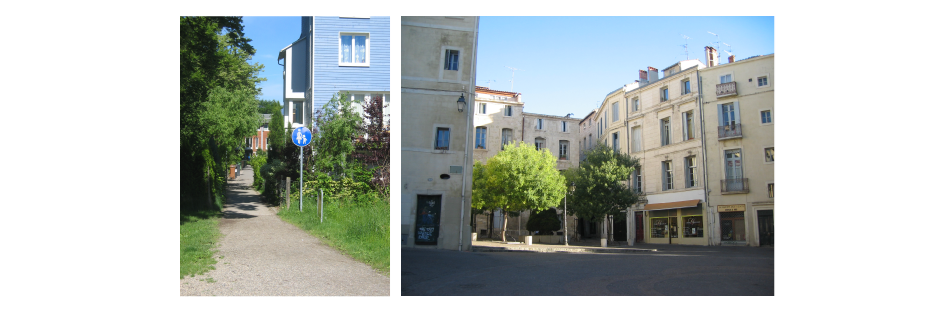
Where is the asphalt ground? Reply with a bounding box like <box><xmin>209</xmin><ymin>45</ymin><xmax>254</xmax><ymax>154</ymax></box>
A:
<box><xmin>402</xmin><ymin>243</ymin><xmax>773</xmax><ymax>296</ymax></box>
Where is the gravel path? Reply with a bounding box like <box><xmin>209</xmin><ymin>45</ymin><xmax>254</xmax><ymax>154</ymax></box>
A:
<box><xmin>180</xmin><ymin>166</ymin><xmax>390</xmax><ymax>296</ymax></box>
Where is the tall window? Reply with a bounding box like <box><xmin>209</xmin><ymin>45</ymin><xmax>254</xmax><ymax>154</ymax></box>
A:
<box><xmin>588</xmin><ymin>134</ymin><xmax>592</xmax><ymax>149</ymax></box>
<box><xmin>633</xmin><ymin>166</ymin><xmax>642</xmax><ymax>193</ymax></box>
<box><xmin>721</xmin><ymin>103</ymin><xmax>738</xmax><ymax>126</ymax></box>
<box><xmin>685</xmin><ymin>156</ymin><xmax>697</xmax><ymax>188</ymax></box>
<box><xmin>535</xmin><ymin>137</ymin><xmax>545</xmax><ymax>151</ymax></box>
<box><xmin>501</xmin><ymin>128</ymin><xmax>513</xmax><ymax>150</ymax></box>
<box><xmin>340</xmin><ymin>33</ymin><xmax>368</xmax><ymax>65</ymax></box>
<box><xmin>661</xmin><ymin>87</ymin><xmax>669</xmax><ymax>102</ymax></box>
<box><xmin>761</xmin><ymin>110</ymin><xmax>772</xmax><ymax>124</ymax></box>
<box><xmin>633</xmin><ymin>97</ymin><xmax>639</xmax><ymax>112</ymax></box>
<box><xmin>662</xmin><ymin>161</ymin><xmax>674</xmax><ymax>191</ymax></box>
<box><xmin>504</xmin><ymin>105</ymin><xmax>513</xmax><ymax>117</ymax></box>
<box><xmin>536</xmin><ymin>118</ymin><xmax>544</xmax><ymax>130</ymax></box>
<box><xmin>631</xmin><ymin>126</ymin><xmax>642</xmax><ymax>152</ymax></box>
<box><xmin>682</xmin><ymin>79</ymin><xmax>691</xmax><ymax>95</ymax></box>
<box><xmin>682</xmin><ymin>110</ymin><xmax>695</xmax><ymax>141</ymax></box>
<box><xmin>445</xmin><ymin>49</ymin><xmax>459</xmax><ymax>70</ymax></box>
<box><xmin>768</xmin><ymin>183</ymin><xmax>774</xmax><ymax>198</ymax></box>
<box><xmin>612</xmin><ymin>102</ymin><xmax>619</xmax><ymax>122</ymax></box>
<box><xmin>475</xmin><ymin>127</ymin><xmax>487</xmax><ymax>149</ymax></box>
<box><xmin>661</xmin><ymin>117</ymin><xmax>671</xmax><ymax>146</ymax></box>
<box><xmin>435</xmin><ymin>128</ymin><xmax>450</xmax><ymax>150</ymax></box>
<box><xmin>293</xmin><ymin>101</ymin><xmax>303</xmax><ymax>124</ymax></box>
<box><xmin>479</xmin><ymin>103</ymin><xmax>486</xmax><ymax>114</ymax></box>
<box><xmin>559</xmin><ymin>140</ymin><xmax>569</xmax><ymax>160</ymax></box>
<box><xmin>612</xmin><ymin>132</ymin><xmax>619</xmax><ymax>152</ymax></box>
<box><xmin>765</xmin><ymin>147</ymin><xmax>774</xmax><ymax>162</ymax></box>
<box><xmin>562</xmin><ymin>121</ymin><xmax>568</xmax><ymax>132</ymax></box>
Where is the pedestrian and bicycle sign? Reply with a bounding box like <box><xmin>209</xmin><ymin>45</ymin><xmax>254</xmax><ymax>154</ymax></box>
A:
<box><xmin>292</xmin><ymin>127</ymin><xmax>312</xmax><ymax>147</ymax></box>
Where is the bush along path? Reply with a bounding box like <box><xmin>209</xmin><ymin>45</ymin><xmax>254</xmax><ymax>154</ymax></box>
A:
<box><xmin>179</xmin><ymin>165</ymin><xmax>390</xmax><ymax>296</ymax></box>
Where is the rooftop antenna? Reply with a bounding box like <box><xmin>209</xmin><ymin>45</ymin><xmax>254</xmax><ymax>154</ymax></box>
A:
<box><xmin>484</xmin><ymin>79</ymin><xmax>497</xmax><ymax>89</ymax></box>
<box><xmin>723</xmin><ymin>42</ymin><xmax>733</xmax><ymax>59</ymax></box>
<box><xmin>708</xmin><ymin>31</ymin><xmax>721</xmax><ymax>65</ymax></box>
<box><xmin>681</xmin><ymin>34</ymin><xmax>692</xmax><ymax>60</ymax></box>
<box><xmin>506</xmin><ymin>66</ymin><xmax>524</xmax><ymax>92</ymax></box>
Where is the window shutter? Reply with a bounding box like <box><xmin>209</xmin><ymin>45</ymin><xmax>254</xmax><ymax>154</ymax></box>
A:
<box><xmin>685</xmin><ymin>157</ymin><xmax>691</xmax><ymax>188</ymax></box>
<box><xmin>733</xmin><ymin>101</ymin><xmax>741</xmax><ymax>125</ymax></box>
<box><xmin>662</xmin><ymin>162</ymin><xmax>667</xmax><ymax>191</ymax></box>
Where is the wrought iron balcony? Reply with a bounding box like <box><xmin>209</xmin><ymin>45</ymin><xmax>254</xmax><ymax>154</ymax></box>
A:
<box><xmin>721</xmin><ymin>178</ymin><xmax>749</xmax><ymax>194</ymax></box>
<box><xmin>716</xmin><ymin>82</ymin><xmax>737</xmax><ymax>97</ymax></box>
<box><xmin>717</xmin><ymin>123</ymin><xmax>743</xmax><ymax>140</ymax></box>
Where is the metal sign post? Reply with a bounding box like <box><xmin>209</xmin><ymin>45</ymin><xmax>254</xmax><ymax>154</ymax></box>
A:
<box><xmin>291</xmin><ymin>127</ymin><xmax>312</xmax><ymax>212</ymax></box>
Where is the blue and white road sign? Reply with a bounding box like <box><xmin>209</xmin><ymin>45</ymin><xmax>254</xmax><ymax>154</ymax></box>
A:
<box><xmin>292</xmin><ymin>127</ymin><xmax>312</xmax><ymax>147</ymax></box>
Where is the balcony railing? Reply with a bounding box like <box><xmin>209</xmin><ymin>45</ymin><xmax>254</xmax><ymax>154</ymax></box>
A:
<box><xmin>716</xmin><ymin>82</ymin><xmax>737</xmax><ymax>97</ymax></box>
<box><xmin>721</xmin><ymin>178</ymin><xmax>749</xmax><ymax>194</ymax></box>
<box><xmin>717</xmin><ymin>124</ymin><xmax>743</xmax><ymax>139</ymax></box>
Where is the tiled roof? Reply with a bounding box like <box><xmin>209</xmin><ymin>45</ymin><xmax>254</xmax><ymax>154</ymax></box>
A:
<box><xmin>475</xmin><ymin>86</ymin><xmax>519</xmax><ymax>97</ymax></box>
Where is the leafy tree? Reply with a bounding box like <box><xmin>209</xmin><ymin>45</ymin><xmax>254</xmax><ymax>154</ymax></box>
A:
<box><xmin>353</xmin><ymin>96</ymin><xmax>390</xmax><ymax>195</ymax></box>
<box><xmin>200</xmin><ymin>86</ymin><xmax>262</xmax><ymax>164</ymax></box>
<box><xmin>312</xmin><ymin>92</ymin><xmax>365</xmax><ymax>178</ymax></box>
<box><xmin>267</xmin><ymin>104</ymin><xmax>286</xmax><ymax>160</ymax></box>
<box><xmin>568</xmin><ymin>144</ymin><xmax>641</xmax><ymax>242</ymax></box>
<box><xmin>473</xmin><ymin>142</ymin><xmax>567</xmax><ymax>242</ymax></box>
<box><xmin>258</xmin><ymin>99</ymin><xmax>282</xmax><ymax>115</ymax></box>
<box><xmin>526</xmin><ymin>207</ymin><xmax>561</xmax><ymax>235</ymax></box>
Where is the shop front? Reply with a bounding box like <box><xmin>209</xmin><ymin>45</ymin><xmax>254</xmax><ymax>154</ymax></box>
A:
<box><xmin>717</xmin><ymin>204</ymin><xmax>747</xmax><ymax>245</ymax></box>
<box><xmin>641</xmin><ymin>199</ymin><xmax>707</xmax><ymax>246</ymax></box>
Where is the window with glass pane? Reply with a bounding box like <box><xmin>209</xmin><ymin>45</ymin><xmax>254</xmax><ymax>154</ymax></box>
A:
<box><xmin>651</xmin><ymin>218</ymin><xmax>667</xmax><ymax>238</ymax></box>
<box><xmin>435</xmin><ymin>128</ymin><xmax>450</xmax><ymax>150</ymax></box>
<box><xmin>340</xmin><ymin>34</ymin><xmax>368</xmax><ymax>65</ymax></box>
<box><xmin>501</xmin><ymin>128</ymin><xmax>512</xmax><ymax>150</ymax></box>
<box><xmin>761</xmin><ymin>110</ymin><xmax>772</xmax><ymax>124</ymax></box>
<box><xmin>758</xmin><ymin>76</ymin><xmax>768</xmax><ymax>87</ymax></box>
<box><xmin>479</xmin><ymin>103</ymin><xmax>486</xmax><ymax>114</ymax></box>
<box><xmin>684</xmin><ymin>111</ymin><xmax>695</xmax><ymax>140</ymax></box>
<box><xmin>634</xmin><ymin>166</ymin><xmax>642</xmax><ymax>193</ymax></box>
<box><xmin>293</xmin><ymin>101</ymin><xmax>303</xmax><ymax>124</ymax></box>
<box><xmin>633</xmin><ymin>98</ymin><xmax>639</xmax><ymax>112</ymax></box>
<box><xmin>683</xmin><ymin>80</ymin><xmax>691</xmax><ymax>94</ymax></box>
<box><xmin>765</xmin><ymin>147</ymin><xmax>774</xmax><ymax>162</ymax></box>
<box><xmin>534</xmin><ymin>138</ymin><xmax>545</xmax><ymax>151</ymax></box>
<box><xmin>562</xmin><ymin>121</ymin><xmax>568</xmax><ymax>132</ymax></box>
<box><xmin>612</xmin><ymin>102</ymin><xmax>619</xmax><ymax>122</ymax></box>
<box><xmin>631</xmin><ymin>126</ymin><xmax>642</xmax><ymax>152</ymax></box>
<box><xmin>445</xmin><ymin>49</ymin><xmax>459</xmax><ymax>70</ymax></box>
<box><xmin>663</xmin><ymin>161</ymin><xmax>673</xmax><ymax>190</ymax></box>
<box><xmin>661</xmin><ymin>87</ymin><xmax>669</xmax><ymax>102</ymax></box>
<box><xmin>475</xmin><ymin>127</ymin><xmax>486</xmax><ymax>149</ymax></box>
<box><xmin>559</xmin><ymin>140</ymin><xmax>568</xmax><ymax>160</ymax></box>
<box><xmin>612</xmin><ymin>132</ymin><xmax>619</xmax><ymax>152</ymax></box>
<box><xmin>720</xmin><ymin>74</ymin><xmax>732</xmax><ymax>83</ymax></box>
<box><xmin>768</xmin><ymin>183</ymin><xmax>774</xmax><ymax>198</ymax></box>
<box><xmin>683</xmin><ymin>216</ymin><xmax>704</xmax><ymax>238</ymax></box>
<box><xmin>661</xmin><ymin>117</ymin><xmax>671</xmax><ymax>146</ymax></box>
<box><xmin>686</xmin><ymin>156</ymin><xmax>697</xmax><ymax>188</ymax></box>
<box><xmin>505</xmin><ymin>105</ymin><xmax>512</xmax><ymax>116</ymax></box>
<box><xmin>536</xmin><ymin>119</ymin><xmax>543</xmax><ymax>130</ymax></box>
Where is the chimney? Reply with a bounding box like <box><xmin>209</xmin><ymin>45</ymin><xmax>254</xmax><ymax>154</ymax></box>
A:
<box><xmin>728</xmin><ymin>55</ymin><xmax>735</xmax><ymax>63</ymax></box>
<box><xmin>705</xmin><ymin>46</ymin><xmax>718</xmax><ymax>67</ymax></box>
<box><xmin>639</xmin><ymin>69</ymin><xmax>648</xmax><ymax>85</ymax></box>
<box><xmin>648</xmin><ymin>67</ymin><xmax>659</xmax><ymax>82</ymax></box>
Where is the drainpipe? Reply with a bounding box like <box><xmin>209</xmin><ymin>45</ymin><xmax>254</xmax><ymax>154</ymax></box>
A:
<box><xmin>696</xmin><ymin>69</ymin><xmax>714</xmax><ymax>246</ymax></box>
<box><xmin>458</xmin><ymin>17</ymin><xmax>479</xmax><ymax>252</ymax></box>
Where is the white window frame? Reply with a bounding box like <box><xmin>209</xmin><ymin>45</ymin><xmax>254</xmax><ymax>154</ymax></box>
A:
<box><xmin>719</xmin><ymin>72</ymin><xmax>734</xmax><ymax>84</ymax></box>
<box><xmin>660</xmin><ymin>87</ymin><xmax>669</xmax><ymax>102</ymax></box>
<box><xmin>661</xmin><ymin>117</ymin><xmax>671</xmax><ymax>147</ymax></box>
<box><xmin>631</xmin><ymin>126</ymin><xmax>642</xmax><ymax>153</ymax></box>
<box><xmin>634</xmin><ymin>166</ymin><xmax>642</xmax><ymax>193</ymax></box>
<box><xmin>756</xmin><ymin>74</ymin><xmax>770</xmax><ymax>89</ymax></box>
<box><xmin>764</xmin><ymin>146</ymin><xmax>774</xmax><ymax>164</ymax></box>
<box><xmin>501</xmin><ymin>128</ymin><xmax>513</xmax><ymax>150</ymax></box>
<box><xmin>478</xmin><ymin>103</ymin><xmax>486</xmax><ymax>115</ymax></box>
<box><xmin>685</xmin><ymin>155</ymin><xmax>697</xmax><ymax>188</ymax></box>
<box><xmin>535</xmin><ymin>137</ymin><xmax>545</xmax><ymax>151</ymax></box>
<box><xmin>682</xmin><ymin>110</ymin><xmax>695</xmax><ymax>141</ymax></box>
<box><xmin>338</xmin><ymin>32</ymin><xmax>370</xmax><ymax>67</ymax></box>
<box><xmin>662</xmin><ymin>161</ymin><xmax>674</xmax><ymax>191</ymax></box>
<box><xmin>559</xmin><ymin>140</ymin><xmax>569</xmax><ymax>160</ymax></box>
<box><xmin>768</xmin><ymin>182</ymin><xmax>774</xmax><ymax>198</ymax></box>
<box><xmin>562</xmin><ymin>121</ymin><xmax>568</xmax><ymax>133</ymax></box>
<box><xmin>504</xmin><ymin>105</ymin><xmax>513</xmax><ymax>117</ymax></box>
<box><xmin>760</xmin><ymin>110</ymin><xmax>773</xmax><ymax>125</ymax></box>
<box><xmin>536</xmin><ymin>118</ymin><xmax>544</xmax><ymax>130</ymax></box>
<box><xmin>445</xmin><ymin>49</ymin><xmax>460</xmax><ymax>71</ymax></box>
<box><xmin>612</xmin><ymin>132</ymin><xmax>619</xmax><ymax>152</ymax></box>
<box><xmin>632</xmin><ymin>97</ymin><xmax>640</xmax><ymax>112</ymax></box>
<box><xmin>475</xmin><ymin>126</ymin><xmax>487</xmax><ymax>150</ymax></box>
<box><xmin>682</xmin><ymin>79</ymin><xmax>691</xmax><ymax>95</ymax></box>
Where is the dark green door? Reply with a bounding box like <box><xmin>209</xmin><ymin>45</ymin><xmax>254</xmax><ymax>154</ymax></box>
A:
<box><xmin>415</xmin><ymin>195</ymin><xmax>442</xmax><ymax>245</ymax></box>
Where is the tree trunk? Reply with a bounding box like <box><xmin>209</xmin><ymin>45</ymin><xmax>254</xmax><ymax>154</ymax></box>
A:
<box><xmin>502</xmin><ymin>213</ymin><xmax>509</xmax><ymax>242</ymax></box>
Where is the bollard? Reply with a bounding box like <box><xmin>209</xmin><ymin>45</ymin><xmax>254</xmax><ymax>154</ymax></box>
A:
<box><xmin>601</xmin><ymin>238</ymin><xmax>607</xmax><ymax>247</ymax></box>
<box><xmin>285</xmin><ymin>177</ymin><xmax>290</xmax><ymax>210</ymax></box>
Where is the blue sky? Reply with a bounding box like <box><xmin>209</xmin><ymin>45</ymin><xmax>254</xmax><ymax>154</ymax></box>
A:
<box><xmin>241</xmin><ymin>16</ymin><xmax>301</xmax><ymax>108</ymax></box>
<box><xmin>476</xmin><ymin>16</ymin><xmax>774</xmax><ymax>120</ymax></box>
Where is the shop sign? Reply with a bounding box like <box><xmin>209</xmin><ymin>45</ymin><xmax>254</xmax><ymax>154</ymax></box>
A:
<box><xmin>717</xmin><ymin>204</ymin><xmax>746</xmax><ymax>212</ymax></box>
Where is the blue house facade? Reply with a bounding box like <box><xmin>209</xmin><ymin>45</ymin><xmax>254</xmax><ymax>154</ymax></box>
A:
<box><xmin>279</xmin><ymin>16</ymin><xmax>390</xmax><ymax>129</ymax></box>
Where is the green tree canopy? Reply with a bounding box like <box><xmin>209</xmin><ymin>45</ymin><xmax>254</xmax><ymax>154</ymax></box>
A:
<box><xmin>313</xmin><ymin>92</ymin><xmax>365</xmax><ymax>178</ymax></box>
<box><xmin>568</xmin><ymin>144</ymin><xmax>641</xmax><ymax>240</ymax></box>
<box><xmin>473</xmin><ymin>142</ymin><xmax>567</xmax><ymax>242</ymax></box>
<box><xmin>258</xmin><ymin>99</ymin><xmax>282</xmax><ymax>115</ymax></box>
<box><xmin>526</xmin><ymin>207</ymin><xmax>561</xmax><ymax>235</ymax></box>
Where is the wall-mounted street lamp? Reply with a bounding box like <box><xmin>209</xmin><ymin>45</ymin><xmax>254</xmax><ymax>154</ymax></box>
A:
<box><xmin>457</xmin><ymin>93</ymin><xmax>466</xmax><ymax>112</ymax></box>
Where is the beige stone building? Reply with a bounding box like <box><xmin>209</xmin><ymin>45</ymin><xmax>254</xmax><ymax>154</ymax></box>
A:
<box><xmin>469</xmin><ymin>86</ymin><xmax>581</xmax><ymax>242</ymax></box>
<box><xmin>699</xmin><ymin>52</ymin><xmax>774</xmax><ymax>247</ymax></box>
<box><xmin>594</xmin><ymin>59</ymin><xmax>709</xmax><ymax>246</ymax></box>
<box><xmin>401</xmin><ymin>16</ymin><xmax>479</xmax><ymax>251</ymax></box>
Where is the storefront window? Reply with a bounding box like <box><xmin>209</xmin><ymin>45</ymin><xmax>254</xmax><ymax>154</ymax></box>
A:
<box><xmin>650</xmin><ymin>218</ymin><xmax>668</xmax><ymax>238</ymax></box>
<box><xmin>683</xmin><ymin>215</ymin><xmax>704</xmax><ymax>238</ymax></box>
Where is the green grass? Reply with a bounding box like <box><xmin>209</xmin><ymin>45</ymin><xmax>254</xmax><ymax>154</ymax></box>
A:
<box><xmin>180</xmin><ymin>212</ymin><xmax>222</xmax><ymax>279</ymax></box>
<box><xmin>278</xmin><ymin>193</ymin><xmax>390</xmax><ymax>276</ymax></box>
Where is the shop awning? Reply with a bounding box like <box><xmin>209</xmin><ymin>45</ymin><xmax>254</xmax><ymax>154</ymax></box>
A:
<box><xmin>640</xmin><ymin>199</ymin><xmax>701</xmax><ymax>211</ymax></box>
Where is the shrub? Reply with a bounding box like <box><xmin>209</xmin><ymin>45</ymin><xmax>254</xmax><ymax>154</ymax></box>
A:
<box><xmin>526</xmin><ymin>208</ymin><xmax>561</xmax><ymax>235</ymax></box>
